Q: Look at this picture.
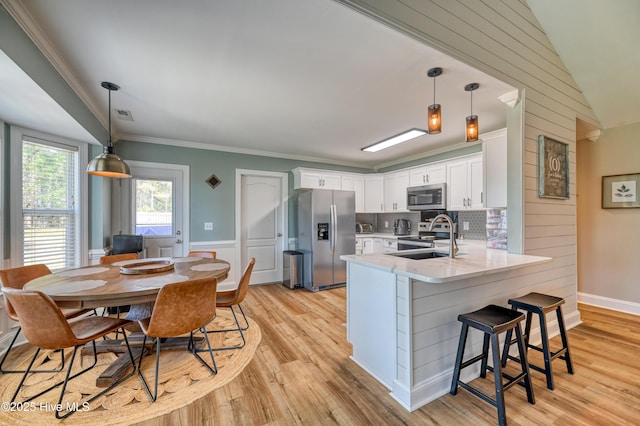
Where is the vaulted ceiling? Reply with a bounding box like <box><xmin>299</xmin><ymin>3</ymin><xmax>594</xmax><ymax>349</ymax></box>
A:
<box><xmin>0</xmin><ymin>0</ymin><xmax>636</xmax><ymax>168</ymax></box>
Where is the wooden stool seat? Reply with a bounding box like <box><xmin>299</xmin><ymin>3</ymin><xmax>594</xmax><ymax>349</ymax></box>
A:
<box><xmin>501</xmin><ymin>292</ymin><xmax>574</xmax><ymax>390</ymax></box>
<box><xmin>451</xmin><ymin>304</ymin><xmax>535</xmax><ymax>426</ymax></box>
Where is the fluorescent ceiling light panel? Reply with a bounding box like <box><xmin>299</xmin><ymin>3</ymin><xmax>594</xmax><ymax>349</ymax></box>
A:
<box><xmin>362</xmin><ymin>128</ymin><xmax>426</xmax><ymax>152</ymax></box>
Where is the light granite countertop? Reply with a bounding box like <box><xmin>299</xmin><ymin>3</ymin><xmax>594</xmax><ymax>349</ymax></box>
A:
<box><xmin>340</xmin><ymin>242</ymin><xmax>551</xmax><ymax>283</ymax></box>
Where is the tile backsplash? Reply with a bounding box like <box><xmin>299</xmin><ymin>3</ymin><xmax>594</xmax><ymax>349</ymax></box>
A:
<box><xmin>457</xmin><ymin>210</ymin><xmax>487</xmax><ymax>240</ymax></box>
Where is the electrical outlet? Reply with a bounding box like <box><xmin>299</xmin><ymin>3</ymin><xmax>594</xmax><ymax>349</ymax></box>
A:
<box><xmin>463</xmin><ymin>221</ymin><xmax>469</xmax><ymax>231</ymax></box>
<box><xmin>204</xmin><ymin>222</ymin><xmax>213</xmax><ymax>231</ymax></box>
<box><xmin>385</xmin><ymin>221</ymin><xmax>389</xmax><ymax>228</ymax></box>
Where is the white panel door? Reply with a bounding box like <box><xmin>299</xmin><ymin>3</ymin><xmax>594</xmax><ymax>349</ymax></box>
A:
<box><xmin>241</xmin><ymin>175</ymin><xmax>283</xmax><ymax>284</ymax></box>
<box><xmin>116</xmin><ymin>162</ymin><xmax>189</xmax><ymax>258</ymax></box>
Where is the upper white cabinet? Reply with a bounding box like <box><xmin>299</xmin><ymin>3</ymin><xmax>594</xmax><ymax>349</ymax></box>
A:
<box><xmin>364</xmin><ymin>175</ymin><xmax>384</xmax><ymax>212</ymax></box>
<box><xmin>353</xmin><ymin>176</ymin><xmax>365</xmax><ymax>212</ymax></box>
<box><xmin>482</xmin><ymin>128</ymin><xmax>507</xmax><ymax>208</ymax></box>
<box><xmin>292</xmin><ymin>168</ymin><xmax>341</xmax><ymax>190</ymax></box>
<box><xmin>384</xmin><ymin>170</ymin><xmax>409</xmax><ymax>211</ymax></box>
<box><xmin>408</xmin><ymin>163</ymin><xmax>446</xmax><ymax>187</ymax></box>
<box><xmin>447</xmin><ymin>154</ymin><xmax>483</xmax><ymax>210</ymax></box>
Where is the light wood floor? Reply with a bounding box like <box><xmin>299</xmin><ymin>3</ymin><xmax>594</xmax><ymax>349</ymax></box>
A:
<box><xmin>139</xmin><ymin>284</ymin><xmax>640</xmax><ymax>426</ymax></box>
<box><xmin>4</xmin><ymin>285</ymin><xmax>639</xmax><ymax>425</ymax></box>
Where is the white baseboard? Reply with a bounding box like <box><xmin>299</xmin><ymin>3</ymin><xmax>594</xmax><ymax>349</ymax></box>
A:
<box><xmin>578</xmin><ymin>292</ymin><xmax>640</xmax><ymax>316</ymax></box>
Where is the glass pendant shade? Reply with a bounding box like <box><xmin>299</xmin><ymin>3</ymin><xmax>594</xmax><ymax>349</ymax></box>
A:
<box><xmin>464</xmin><ymin>82</ymin><xmax>479</xmax><ymax>143</ymax></box>
<box><xmin>427</xmin><ymin>104</ymin><xmax>441</xmax><ymax>134</ymax></box>
<box><xmin>426</xmin><ymin>67</ymin><xmax>443</xmax><ymax>134</ymax></box>
<box><xmin>465</xmin><ymin>115</ymin><xmax>478</xmax><ymax>142</ymax></box>
<box><xmin>87</xmin><ymin>81</ymin><xmax>131</xmax><ymax>178</ymax></box>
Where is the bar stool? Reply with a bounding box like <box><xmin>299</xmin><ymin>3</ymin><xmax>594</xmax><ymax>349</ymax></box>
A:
<box><xmin>501</xmin><ymin>292</ymin><xmax>574</xmax><ymax>390</ymax></box>
<box><xmin>451</xmin><ymin>304</ymin><xmax>535</xmax><ymax>426</ymax></box>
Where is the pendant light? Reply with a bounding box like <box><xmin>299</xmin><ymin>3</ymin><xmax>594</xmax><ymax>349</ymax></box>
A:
<box><xmin>426</xmin><ymin>67</ymin><xmax>443</xmax><ymax>134</ymax></box>
<box><xmin>86</xmin><ymin>82</ymin><xmax>131</xmax><ymax>178</ymax></box>
<box><xmin>464</xmin><ymin>83</ymin><xmax>479</xmax><ymax>142</ymax></box>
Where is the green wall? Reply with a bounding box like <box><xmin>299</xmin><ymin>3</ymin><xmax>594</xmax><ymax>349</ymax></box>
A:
<box><xmin>88</xmin><ymin>139</ymin><xmax>482</xmax><ymax>250</ymax></box>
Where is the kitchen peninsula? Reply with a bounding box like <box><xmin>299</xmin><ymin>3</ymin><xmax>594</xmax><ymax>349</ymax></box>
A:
<box><xmin>340</xmin><ymin>244</ymin><xmax>559</xmax><ymax>412</ymax></box>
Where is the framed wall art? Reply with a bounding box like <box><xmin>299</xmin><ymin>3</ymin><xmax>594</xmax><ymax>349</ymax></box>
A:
<box><xmin>538</xmin><ymin>135</ymin><xmax>569</xmax><ymax>199</ymax></box>
<box><xmin>602</xmin><ymin>173</ymin><xmax>640</xmax><ymax>209</ymax></box>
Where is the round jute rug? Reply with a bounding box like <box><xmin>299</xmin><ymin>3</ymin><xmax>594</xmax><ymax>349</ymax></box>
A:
<box><xmin>0</xmin><ymin>309</ymin><xmax>261</xmax><ymax>425</ymax></box>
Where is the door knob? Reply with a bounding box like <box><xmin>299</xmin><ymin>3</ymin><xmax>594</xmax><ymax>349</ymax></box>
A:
<box><xmin>277</xmin><ymin>232</ymin><xmax>283</xmax><ymax>237</ymax></box>
<box><xmin>176</xmin><ymin>239</ymin><xmax>182</xmax><ymax>244</ymax></box>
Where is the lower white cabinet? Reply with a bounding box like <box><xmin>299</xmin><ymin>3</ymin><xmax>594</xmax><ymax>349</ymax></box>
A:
<box><xmin>359</xmin><ymin>237</ymin><xmax>384</xmax><ymax>254</ymax></box>
<box><xmin>382</xmin><ymin>239</ymin><xmax>398</xmax><ymax>253</ymax></box>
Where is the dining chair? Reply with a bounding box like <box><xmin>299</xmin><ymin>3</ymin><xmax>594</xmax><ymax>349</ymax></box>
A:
<box><xmin>136</xmin><ymin>277</ymin><xmax>219</xmax><ymax>402</ymax></box>
<box><xmin>99</xmin><ymin>253</ymin><xmax>139</xmax><ymax>317</ymax></box>
<box><xmin>0</xmin><ymin>264</ymin><xmax>93</xmax><ymax>373</ymax></box>
<box><xmin>2</xmin><ymin>288</ymin><xmax>136</xmax><ymax>419</ymax></box>
<box><xmin>206</xmin><ymin>257</ymin><xmax>255</xmax><ymax>351</ymax></box>
<box><xmin>188</xmin><ymin>250</ymin><xmax>217</xmax><ymax>259</ymax></box>
<box><xmin>99</xmin><ymin>252</ymin><xmax>139</xmax><ymax>264</ymax></box>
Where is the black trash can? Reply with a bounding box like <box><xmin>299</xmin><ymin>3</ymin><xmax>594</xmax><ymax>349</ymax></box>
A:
<box><xmin>283</xmin><ymin>250</ymin><xmax>303</xmax><ymax>289</ymax></box>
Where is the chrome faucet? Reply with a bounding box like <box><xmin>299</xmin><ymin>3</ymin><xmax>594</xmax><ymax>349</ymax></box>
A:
<box><xmin>428</xmin><ymin>214</ymin><xmax>458</xmax><ymax>258</ymax></box>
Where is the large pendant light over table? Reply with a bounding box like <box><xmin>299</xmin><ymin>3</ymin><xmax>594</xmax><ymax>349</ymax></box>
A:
<box><xmin>426</xmin><ymin>67</ymin><xmax>442</xmax><ymax>134</ymax></box>
<box><xmin>464</xmin><ymin>83</ymin><xmax>479</xmax><ymax>142</ymax></box>
<box><xmin>86</xmin><ymin>82</ymin><xmax>131</xmax><ymax>178</ymax></box>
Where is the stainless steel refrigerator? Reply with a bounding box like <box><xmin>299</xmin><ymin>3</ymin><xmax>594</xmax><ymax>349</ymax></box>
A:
<box><xmin>297</xmin><ymin>189</ymin><xmax>355</xmax><ymax>291</ymax></box>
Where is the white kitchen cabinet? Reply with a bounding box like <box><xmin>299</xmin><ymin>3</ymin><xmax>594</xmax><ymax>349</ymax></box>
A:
<box><xmin>360</xmin><ymin>237</ymin><xmax>384</xmax><ymax>254</ymax></box>
<box><xmin>381</xmin><ymin>239</ymin><xmax>398</xmax><ymax>253</ymax></box>
<box><xmin>408</xmin><ymin>163</ymin><xmax>446</xmax><ymax>186</ymax></box>
<box><xmin>447</xmin><ymin>154</ymin><xmax>483</xmax><ymax>210</ymax></box>
<box><xmin>364</xmin><ymin>175</ymin><xmax>384</xmax><ymax>213</ymax></box>
<box><xmin>355</xmin><ymin>237</ymin><xmax>363</xmax><ymax>255</ymax></box>
<box><xmin>361</xmin><ymin>238</ymin><xmax>373</xmax><ymax>254</ymax></box>
<box><xmin>482</xmin><ymin>128</ymin><xmax>507</xmax><ymax>208</ymax></box>
<box><xmin>373</xmin><ymin>238</ymin><xmax>384</xmax><ymax>253</ymax></box>
<box><xmin>353</xmin><ymin>176</ymin><xmax>365</xmax><ymax>212</ymax></box>
<box><xmin>292</xmin><ymin>168</ymin><xmax>342</xmax><ymax>190</ymax></box>
<box><xmin>384</xmin><ymin>170</ymin><xmax>409</xmax><ymax>212</ymax></box>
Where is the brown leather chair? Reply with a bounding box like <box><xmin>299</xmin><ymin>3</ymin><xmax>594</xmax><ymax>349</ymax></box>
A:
<box><xmin>0</xmin><ymin>264</ymin><xmax>93</xmax><ymax>373</ymax></box>
<box><xmin>99</xmin><ymin>253</ymin><xmax>139</xmax><ymax>264</ymax></box>
<box><xmin>208</xmin><ymin>257</ymin><xmax>255</xmax><ymax>350</ymax></box>
<box><xmin>188</xmin><ymin>250</ymin><xmax>217</xmax><ymax>259</ymax></box>
<box><xmin>2</xmin><ymin>288</ymin><xmax>135</xmax><ymax>420</ymax></box>
<box><xmin>99</xmin><ymin>253</ymin><xmax>139</xmax><ymax>317</ymax></box>
<box><xmin>136</xmin><ymin>277</ymin><xmax>219</xmax><ymax>402</ymax></box>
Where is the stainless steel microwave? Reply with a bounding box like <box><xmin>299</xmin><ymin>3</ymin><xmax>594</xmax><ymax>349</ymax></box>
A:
<box><xmin>407</xmin><ymin>183</ymin><xmax>446</xmax><ymax>210</ymax></box>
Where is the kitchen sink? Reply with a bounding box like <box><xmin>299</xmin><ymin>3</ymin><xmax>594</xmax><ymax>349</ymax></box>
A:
<box><xmin>388</xmin><ymin>251</ymin><xmax>451</xmax><ymax>260</ymax></box>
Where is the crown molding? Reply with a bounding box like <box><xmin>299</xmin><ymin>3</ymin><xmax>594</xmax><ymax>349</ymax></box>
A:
<box><xmin>0</xmin><ymin>0</ymin><xmax>106</xmax><ymax>129</ymax></box>
<box><xmin>117</xmin><ymin>134</ymin><xmax>371</xmax><ymax>169</ymax></box>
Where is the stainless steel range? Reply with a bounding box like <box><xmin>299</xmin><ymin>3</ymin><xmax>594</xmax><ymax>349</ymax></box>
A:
<box><xmin>396</xmin><ymin>221</ymin><xmax>456</xmax><ymax>250</ymax></box>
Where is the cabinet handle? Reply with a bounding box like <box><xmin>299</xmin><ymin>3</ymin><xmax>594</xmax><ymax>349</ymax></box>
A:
<box><xmin>426</xmin><ymin>174</ymin><xmax>429</xmax><ymax>183</ymax></box>
<box><xmin>481</xmin><ymin>192</ymin><xmax>483</xmax><ymax>203</ymax></box>
<box><xmin>463</xmin><ymin>198</ymin><xmax>467</xmax><ymax>207</ymax></box>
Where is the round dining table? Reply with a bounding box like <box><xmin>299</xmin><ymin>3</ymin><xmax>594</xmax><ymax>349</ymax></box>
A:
<box><xmin>24</xmin><ymin>257</ymin><xmax>230</xmax><ymax>309</ymax></box>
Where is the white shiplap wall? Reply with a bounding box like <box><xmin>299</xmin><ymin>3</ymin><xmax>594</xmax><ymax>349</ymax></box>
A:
<box><xmin>338</xmin><ymin>0</ymin><xmax>597</xmax><ymax>407</ymax></box>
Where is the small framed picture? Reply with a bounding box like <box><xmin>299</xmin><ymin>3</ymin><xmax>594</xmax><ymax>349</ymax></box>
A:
<box><xmin>538</xmin><ymin>135</ymin><xmax>569</xmax><ymax>199</ymax></box>
<box><xmin>602</xmin><ymin>173</ymin><xmax>640</xmax><ymax>209</ymax></box>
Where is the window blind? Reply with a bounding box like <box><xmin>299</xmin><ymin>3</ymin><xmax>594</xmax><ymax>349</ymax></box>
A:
<box><xmin>22</xmin><ymin>139</ymin><xmax>79</xmax><ymax>271</ymax></box>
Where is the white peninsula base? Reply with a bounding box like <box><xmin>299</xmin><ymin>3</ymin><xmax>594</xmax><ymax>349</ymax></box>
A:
<box><xmin>342</xmin><ymin>244</ymin><xmax>579</xmax><ymax>411</ymax></box>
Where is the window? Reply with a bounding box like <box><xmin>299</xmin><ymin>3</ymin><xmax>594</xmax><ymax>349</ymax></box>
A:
<box><xmin>134</xmin><ymin>179</ymin><xmax>174</xmax><ymax>236</ymax></box>
<box><xmin>11</xmin><ymin>129</ymin><xmax>88</xmax><ymax>270</ymax></box>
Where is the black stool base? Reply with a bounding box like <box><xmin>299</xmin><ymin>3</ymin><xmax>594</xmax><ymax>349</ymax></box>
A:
<box><xmin>450</xmin><ymin>304</ymin><xmax>535</xmax><ymax>426</ymax></box>
<box><xmin>501</xmin><ymin>292</ymin><xmax>574</xmax><ymax>390</ymax></box>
